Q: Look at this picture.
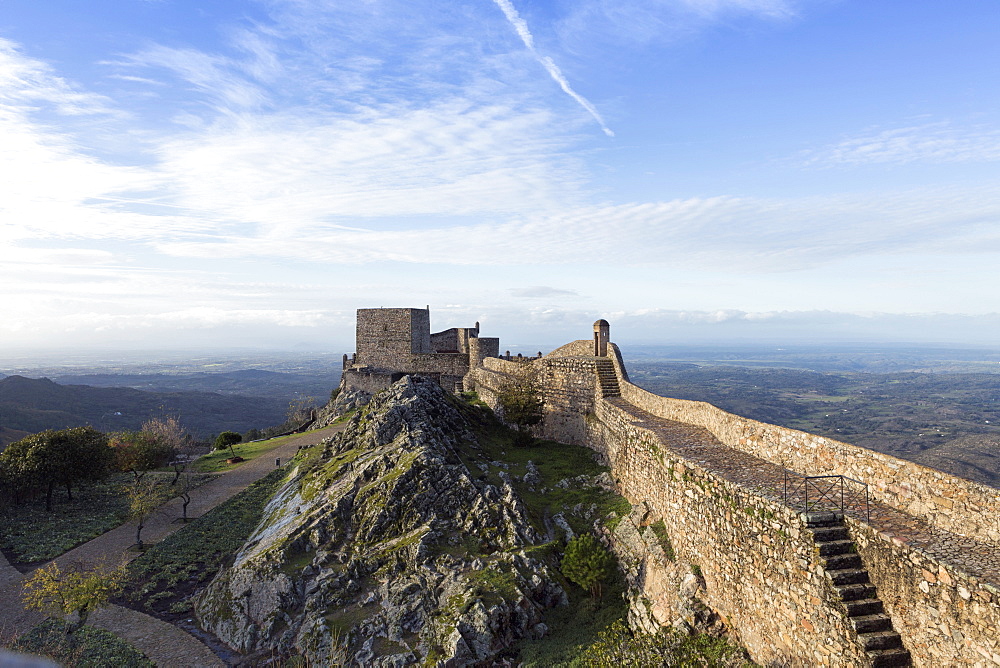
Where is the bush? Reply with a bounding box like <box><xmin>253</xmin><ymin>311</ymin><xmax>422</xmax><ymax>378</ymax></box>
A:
<box><xmin>562</xmin><ymin>533</ymin><xmax>615</xmax><ymax>599</ymax></box>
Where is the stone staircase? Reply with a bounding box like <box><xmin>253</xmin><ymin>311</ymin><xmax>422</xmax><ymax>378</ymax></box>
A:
<box><xmin>805</xmin><ymin>513</ymin><xmax>912</xmax><ymax>668</ymax></box>
<box><xmin>595</xmin><ymin>358</ymin><xmax>621</xmax><ymax>397</ymax></box>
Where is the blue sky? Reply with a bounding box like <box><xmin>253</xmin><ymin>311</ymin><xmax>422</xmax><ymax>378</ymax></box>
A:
<box><xmin>2</xmin><ymin>0</ymin><xmax>999</xmax><ymax>351</ymax></box>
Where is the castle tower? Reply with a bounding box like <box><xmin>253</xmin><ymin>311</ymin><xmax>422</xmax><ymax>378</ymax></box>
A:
<box><xmin>594</xmin><ymin>319</ymin><xmax>610</xmax><ymax>357</ymax></box>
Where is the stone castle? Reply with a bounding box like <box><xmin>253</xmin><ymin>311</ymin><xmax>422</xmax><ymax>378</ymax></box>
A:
<box><xmin>342</xmin><ymin>307</ymin><xmax>1000</xmax><ymax>667</ymax></box>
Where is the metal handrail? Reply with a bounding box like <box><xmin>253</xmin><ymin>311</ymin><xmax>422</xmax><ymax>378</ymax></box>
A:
<box><xmin>783</xmin><ymin>471</ymin><xmax>870</xmax><ymax>523</ymax></box>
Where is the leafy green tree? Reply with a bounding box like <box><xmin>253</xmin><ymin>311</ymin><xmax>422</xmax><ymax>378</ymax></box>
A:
<box><xmin>496</xmin><ymin>368</ymin><xmax>544</xmax><ymax>445</ymax></box>
<box><xmin>109</xmin><ymin>430</ymin><xmax>174</xmax><ymax>483</ymax></box>
<box><xmin>562</xmin><ymin>533</ymin><xmax>615</xmax><ymax>599</ymax></box>
<box><xmin>214</xmin><ymin>431</ymin><xmax>242</xmax><ymax>457</ymax></box>
<box><xmin>22</xmin><ymin>561</ymin><xmax>125</xmax><ymax>635</ymax></box>
<box><xmin>0</xmin><ymin>427</ymin><xmax>112</xmax><ymax>511</ymax></box>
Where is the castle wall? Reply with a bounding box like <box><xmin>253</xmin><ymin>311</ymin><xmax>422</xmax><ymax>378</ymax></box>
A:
<box><xmin>846</xmin><ymin>517</ymin><xmax>1000</xmax><ymax>666</ymax></box>
<box><xmin>355</xmin><ymin>308</ymin><xmax>429</xmax><ymax>368</ymax></box>
<box><xmin>609</xmin><ymin>364</ymin><xmax>1000</xmax><ymax>546</ymax></box>
<box><xmin>468</xmin><ymin>340</ymin><xmax>1000</xmax><ymax>666</ymax></box>
<box><xmin>590</xmin><ymin>397</ymin><xmax>869</xmax><ymax>666</ymax></box>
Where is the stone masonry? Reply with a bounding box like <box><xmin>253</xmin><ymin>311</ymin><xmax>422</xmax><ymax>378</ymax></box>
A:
<box><xmin>342</xmin><ymin>307</ymin><xmax>499</xmax><ymax>394</ymax></box>
<box><xmin>464</xmin><ymin>321</ymin><xmax>1000</xmax><ymax>667</ymax></box>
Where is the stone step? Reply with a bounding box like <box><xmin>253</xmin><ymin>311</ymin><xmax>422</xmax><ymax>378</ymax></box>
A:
<box><xmin>851</xmin><ymin>613</ymin><xmax>893</xmax><ymax>634</ymax></box>
<box><xmin>818</xmin><ymin>539</ymin><xmax>855</xmax><ymax>556</ymax></box>
<box><xmin>803</xmin><ymin>511</ymin><xmax>844</xmax><ymax>527</ymax></box>
<box><xmin>837</xmin><ymin>583</ymin><xmax>878</xmax><ymax>601</ymax></box>
<box><xmin>868</xmin><ymin>648</ymin><xmax>912</xmax><ymax>667</ymax></box>
<box><xmin>810</xmin><ymin>526</ymin><xmax>850</xmax><ymax>542</ymax></box>
<box><xmin>844</xmin><ymin>598</ymin><xmax>884</xmax><ymax>617</ymax></box>
<box><xmin>828</xmin><ymin>568</ymin><xmax>870</xmax><ymax>586</ymax></box>
<box><xmin>860</xmin><ymin>631</ymin><xmax>904</xmax><ymax>651</ymax></box>
<box><xmin>824</xmin><ymin>553</ymin><xmax>863</xmax><ymax>570</ymax></box>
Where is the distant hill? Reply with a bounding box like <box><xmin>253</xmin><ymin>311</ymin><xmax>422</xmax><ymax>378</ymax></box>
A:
<box><xmin>51</xmin><ymin>368</ymin><xmax>338</xmax><ymax>402</ymax></box>
<box><xmin>0</xmin><ymin>375</ymin><xmax>290</xmax><ymax>447</ymax></box>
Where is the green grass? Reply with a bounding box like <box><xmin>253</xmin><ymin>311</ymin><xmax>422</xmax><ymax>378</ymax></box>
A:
<box><xmin>192</xmin><ymin>433</ymin><xmax>299</xmax><ymax>473</ymax></box>
<box><xmin>125</xmin><ymin>466</ymin><xmax>290</xmax><ymax>615</ymax></box>
<box><xmin>7</xmin><ymin>618</ymin><xmax>153</xmax><ymax>668</ymax></box>
<box><xmin>517</xmin><ymin>576</ymin><xmax>628</xmax><ymax>667</ymax></box>
<box><xmin>0</xmin><ymin>472</ymin><xmax>213</xmax><ymax>564</ymax></box>
<box><xmin>451</xmin><ymin>397</ymin><xmax>631</xmax><ymax>538</ymax></box>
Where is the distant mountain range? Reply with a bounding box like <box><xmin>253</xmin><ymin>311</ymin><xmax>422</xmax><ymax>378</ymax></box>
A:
<box><xmin>49</xmin><ymin>368</ymin><xmax>339</xmax><ymax>401</ymax></box>
<box><xmin>0</xmin><ymin>375</ymin><xmax>295</xmax><ymax>447</ymax></box>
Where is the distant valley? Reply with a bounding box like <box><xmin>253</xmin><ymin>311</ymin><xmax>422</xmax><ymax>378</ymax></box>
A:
<box><xmin>0</xmin><ymin>375</ymin><xmax>312</xmax><ymax>446</ymax></box>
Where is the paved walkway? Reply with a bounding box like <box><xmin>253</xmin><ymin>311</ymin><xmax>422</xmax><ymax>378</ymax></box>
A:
<box><xmin>606</xmin><ymin>397</ymin><xmax>1000</xmax><ymax>586</ymax></box>
<box><xmin>0</xmin><ymin>425</ymin><xmax>344</xmax><ymax>667</ymax></box>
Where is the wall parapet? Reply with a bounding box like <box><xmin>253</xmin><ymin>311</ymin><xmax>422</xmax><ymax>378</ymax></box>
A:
<box><xmin>602</xmin><ymin>351</ymin><xmax>1000</xmax><ymax>546</ymax></box>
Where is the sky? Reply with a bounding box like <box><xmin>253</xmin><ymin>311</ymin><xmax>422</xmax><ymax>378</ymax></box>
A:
<box><xmin>2</xmin><ymin>0</ymin><xmax>1000</xmax><ymax>353</ymax></box>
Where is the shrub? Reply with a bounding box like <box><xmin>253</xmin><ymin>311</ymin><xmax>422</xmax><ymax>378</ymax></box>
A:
<box><xmin>562</xmin><ymin>533</ymin><xmax>615</xmax><ymax>599</ymax></box>
<box><xmin>214</xmin><ymin>431</ymin><xmax>242</xmax><ymax>453</ymax></box>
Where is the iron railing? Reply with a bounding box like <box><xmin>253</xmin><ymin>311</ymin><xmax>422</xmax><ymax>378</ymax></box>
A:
<box><xmin>783</xmin><ymin>472</ymin><xmax>870</xmax><ymax>523</ymax></box>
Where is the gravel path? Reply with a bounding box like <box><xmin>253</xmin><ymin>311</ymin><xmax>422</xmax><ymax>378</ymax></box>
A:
<box><xmin>0</xmin><ymin>425</ymin><xmax>344</xmax><ymax>666</ymax></box>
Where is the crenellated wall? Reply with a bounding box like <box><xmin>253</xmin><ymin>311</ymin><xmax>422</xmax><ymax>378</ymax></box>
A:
<box><xmin>466</xmin><ymin>338</ymin><xmax>1000</xmax><ymax>667</ymax></box>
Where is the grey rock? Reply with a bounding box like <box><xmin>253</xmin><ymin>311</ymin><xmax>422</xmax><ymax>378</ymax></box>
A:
<box><xmin>196</xmin><ymin>376</ymin><xmax>564</xmax><ymax>667</ymax></box>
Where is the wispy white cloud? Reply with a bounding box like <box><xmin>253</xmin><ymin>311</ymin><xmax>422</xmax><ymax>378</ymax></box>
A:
<box><xmin>804</xmin><ymin>121</ymin><xmax>1000</xmax><ymax>166</ymax></box>
<box><xmin>491</xmin><ymin>0</ymin><xmax>614</xmax><ymax>137</ymax></box>
<box><xmin>556</xmin><ymin>0</ymin><xmax>800</xmax><ymax>52</ymax></box>
<box><xmin>510</xmin><ymin>286</ymin><xmax>581</xmax><ymax>299</ymax></box>
<box><xmin>148</xmin><ymin>185</ymin><xmax>1000</xmax><ymax>269</ymax></box>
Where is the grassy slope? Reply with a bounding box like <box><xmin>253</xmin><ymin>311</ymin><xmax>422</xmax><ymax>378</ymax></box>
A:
<box><xmin>0</xmin><ymin>472</ymin><xmax>213</xmax><ymax>565</ymax></box>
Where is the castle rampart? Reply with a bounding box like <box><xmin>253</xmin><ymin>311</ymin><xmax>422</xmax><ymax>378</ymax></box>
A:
<box><xmin>342</xmin><ymin>307</ymin><xmax>498</xmax><ymax>394</ymax></box>
<box><xmin>465</xmin><ymin>324</ymin><xmax>1000</xmax><ymax>666</ymax></box>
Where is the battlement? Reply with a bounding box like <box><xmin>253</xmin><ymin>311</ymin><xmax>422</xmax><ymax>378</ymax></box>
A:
<box><xmin>466</xmin><ymin>318</ymin><xmax>1000</xmax><ymax>667</ymax></box>
<box><xmin>342</xmin><ymin>306</ymin><xmax>498</xmax><ymax>393</ymax></box>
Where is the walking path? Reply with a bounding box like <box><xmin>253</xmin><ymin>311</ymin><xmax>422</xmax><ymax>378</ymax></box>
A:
<box><xmin>606</xmin><ymin>397</ymin><xmax>1000</xmax><ymax>586</ymax></box>
<box><xmin>0</xmin><ymin>425</ymin><xmax>345</xmax><ymax>667</ymax></box>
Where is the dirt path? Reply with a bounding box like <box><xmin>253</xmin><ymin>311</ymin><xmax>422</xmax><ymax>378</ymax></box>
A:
<box><xmin>0</xmin><ymin>425</ymin><xmax>344</xmax><ymax>666</ymax></box>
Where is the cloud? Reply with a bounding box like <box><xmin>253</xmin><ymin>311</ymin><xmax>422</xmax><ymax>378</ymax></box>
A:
<box><xmin>491</xmin><ymin>0</ymin><xmax>614</xmax><ymax>137</ymax></box>
<box><xmin>555</xmin><ymin>0</ymin><xmax>800</xmax><ymax>52</ymax></box>
<box><xmin>149</xmin><ymin>184</ymin><xmax>1000</xmax><ymax>271</ymax></box>
<box><xmin>510</xmin><ymin>286</ymin><xmax>581</xmax><ymax>299</ymax></box>
<box><xmin>804</xmin><ymin>121</ymin><xmax>1000</xmax><ymax>166</ymax></box>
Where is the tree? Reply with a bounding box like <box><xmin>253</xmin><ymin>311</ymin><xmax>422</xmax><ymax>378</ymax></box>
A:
<box><xmin>496</xmin><ymin>368</ymin><xmax>544</xmax><ymax>446</ymax></box>
<box><xmin>22</xmin><ymin>561</ymin><xmax>124</xmax><ymax>635</ymax></box>
<box><xmin>141</xmin><ymin>416</ymin><xmax>191</xmax><ymax>485</ymax></box>
<box><xmin>214</xmin><ymin>431</ymin><xmax>242</xmax><ymax>458</ymax></box>
<box><xmin>562</xmin><ymin>533</ymin><xmax>615</xmax><ymax>599</ymax></box>
<box><xmin>0</xmin><ymin>427</ymin><xmax>112</xmax><ymax>511</ymax></box>
<box><xmin>128</xmin><ymin>477</ymin><xmax>166</xmax><ymax>550</ymax></box>
<box><xmin>109</xmin><ymin>430</ymin><xmax>174</xmax><ymax>483</ymax></box>
<box><xmin>177</xmin><ymin>469</ymin><xmax>195</xmax><ymax>523</ymax></box>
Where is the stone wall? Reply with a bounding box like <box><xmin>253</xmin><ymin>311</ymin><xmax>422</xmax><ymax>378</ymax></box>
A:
<box><xmin>355</xmin><ymin>308</ymin><xmax>429</xmax><ymax>368</ymax></box>
<box><xmin>590</xmin><ymin>398</ymin><xmax>870</xmax><ymax>667</ymax></box>
<box><xmin>608</xmin><ymin>357</ymin><xmax>1000</xmax><ymax>546</ymax></box>
<box><xmin>340</xmin><ymin>368</ymin><xmax>405</xmax><ymax>395</ymax></box>
<box><xmin>467</xmin><ymin>338</ymin><xmax>1000</xmax><ymax>666</ymax></box>
<box><xmin>847</xmin><ymin>517</ymin><xmax>1000</xmax><ymax>666</ymax></box>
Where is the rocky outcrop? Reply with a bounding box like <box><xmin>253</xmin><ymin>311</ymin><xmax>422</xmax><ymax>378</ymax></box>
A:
<box><xmin>312</xmin><ymin>385</ymin><xmax>372</xmax><ymax>429</ymax></box>
<box><xmin>196</xmin><ymin>376</ymin><xmax>565</xmax><ymax>666</ymax></box>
